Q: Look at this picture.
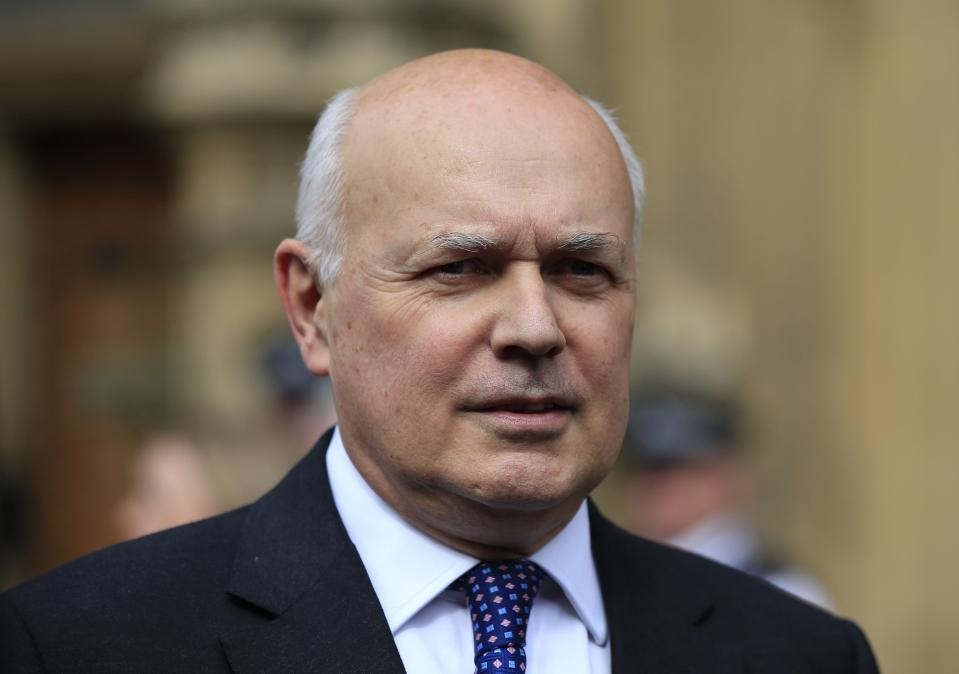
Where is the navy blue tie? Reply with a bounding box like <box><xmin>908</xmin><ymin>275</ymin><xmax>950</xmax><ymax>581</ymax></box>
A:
<box><xmin>460</xmin><ymin>560</ymin><xmax>544</xmax><ymax>673</ymax></box>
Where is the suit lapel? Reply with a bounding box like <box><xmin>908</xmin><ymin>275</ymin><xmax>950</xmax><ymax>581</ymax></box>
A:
<box><xmin>589</xmin><ymin>503</ymin><xmax>744</xmax><ymax>674</ymax></box>
<box><xmin>219</xmin><ymin>429</ymin><xmax>405</xmax><ymax>673</ymax></box>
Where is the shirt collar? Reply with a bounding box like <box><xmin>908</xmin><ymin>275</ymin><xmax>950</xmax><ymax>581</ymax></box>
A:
<box><xmin>529</xmin><ymin>499</ymin><xmax>608</xmax><ymax>645</ymax></box>
<box><xmin>326</xmin><ymin>427</ymin><xmax>608</xmax><ymax>645</ymax></box>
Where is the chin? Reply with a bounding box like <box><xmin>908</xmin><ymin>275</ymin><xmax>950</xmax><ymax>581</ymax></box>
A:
<box><xmin>470</xmin><ymin>487</ymin><xmax>569</xmax><ymax>512</ymax></box>
<box><xmin>455</xmin><ymin>466</ymin><xmax>595</xmax><ymax>514</ymax></box>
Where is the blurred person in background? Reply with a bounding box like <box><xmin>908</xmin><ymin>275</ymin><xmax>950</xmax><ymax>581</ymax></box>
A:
<box><xmin>115</xmin><ymin>433</ymin><xmax>218</xmax><ymax>541</ymax></box>
<box><xmin>114</xmin><ymin>337</ymin><xmax>337</xmax><ymax>542</ymax></box>
<box><xmin>1</xmin><ymin>50</ymin><xmax>878</xmax><ymax>673</ymax></box>
<box><xmin>259</xmin><ymin>335</ymin><xmax>338</xmax><ymax>457</ymax></box>
<box><xmin>621</xmin><ymin>389</ymin><xmax>834</xmax><ymax>609</ymax></box>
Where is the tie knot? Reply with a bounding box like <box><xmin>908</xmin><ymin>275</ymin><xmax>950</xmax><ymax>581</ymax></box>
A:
<box><xmin>460</xmin><ymin>560</ymin><xmax>544</xmax><ymax>673</ymax></box>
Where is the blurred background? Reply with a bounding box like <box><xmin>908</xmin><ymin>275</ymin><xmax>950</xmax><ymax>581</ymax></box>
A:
<box><xmin>1</xmin><ymin>0</ymin><xmax>956</xmax><ymax>670</ymax></box>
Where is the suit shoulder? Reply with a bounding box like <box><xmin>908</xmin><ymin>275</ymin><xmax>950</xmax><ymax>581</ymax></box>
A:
<box><xmin>7</xmin><ymin>506</ymin><xmax>249</xmax><ymax>605</ymax></box>
<box><xmin>591</xmin><ymin>511</ymin><xmax>879</xmax><ymax>671</ymax></box>
<box><xmin>1</xmin><ymin>507</ymin><xmax>251</xmax><ymax>663</ymax></box>
<box><xmin>597</xmin><ymin>513</ymin><xmax>832</xmax><ymax>614</ymax></box>
<box><xmin>630</xmin><ymin>525</ymin><xmax>840</xmax><ymax>623</ymax></box>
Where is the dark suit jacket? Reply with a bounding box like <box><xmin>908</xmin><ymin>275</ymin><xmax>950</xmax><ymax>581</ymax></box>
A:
<box><xmin>1</xmin><ymin>430</ymin><xmax>879</xmax><ymax>673</ymax></box>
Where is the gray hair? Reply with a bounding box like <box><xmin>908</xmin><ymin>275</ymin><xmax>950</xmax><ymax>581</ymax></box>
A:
<box><xmin>295</xmin><ymin>87</ymin><xmax>359</xmax><ymax>285</ymax></box>
<box><xmin>583</xmin><ymin>97</ymin><xmax>646</xmax><ymax>240</ymax></box>
<box><xmin>295</xmin><ymin>89</ymin><xmax>645</xmax><ymax>286</ymax></box>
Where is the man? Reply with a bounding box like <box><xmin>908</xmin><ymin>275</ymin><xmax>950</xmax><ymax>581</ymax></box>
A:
<box><xmin>1</xmin><ymin>50</ymin><xmax>878</xmax><ymax>673</ymax></box>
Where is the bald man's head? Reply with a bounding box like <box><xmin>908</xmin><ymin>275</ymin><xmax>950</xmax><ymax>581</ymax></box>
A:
<box><xmin>277</xmin><ymin>49</ymin><xmax>643</xmax><ymax>553</ymax></box>
<box><xmin>295</xmin><ymin>49</ymin><xmax>644</xmax><ymax>286</ymax></box>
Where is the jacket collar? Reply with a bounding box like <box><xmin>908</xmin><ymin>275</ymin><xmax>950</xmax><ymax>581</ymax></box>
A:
<box><xmin>589</xmin><ymin>502</ymin><xmax>744</xmax><ymax>673</ymax></box>
<box><xmin>219</xmin><ymin>429</ymin><xmax>405</xmax><ymax>673</ymax></box>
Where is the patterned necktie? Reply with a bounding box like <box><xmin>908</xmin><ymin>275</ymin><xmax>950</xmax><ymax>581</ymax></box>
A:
<box><xmin>459</xmin><ymin>560</ymin><xmax>544</xmax><ymax>673</ymax></box>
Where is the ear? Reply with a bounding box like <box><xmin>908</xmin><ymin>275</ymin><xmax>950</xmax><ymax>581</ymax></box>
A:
<box><xmin>274</xmin><ymin>239</ymin><xmax>330</xmax><ymax>376</ymax></box>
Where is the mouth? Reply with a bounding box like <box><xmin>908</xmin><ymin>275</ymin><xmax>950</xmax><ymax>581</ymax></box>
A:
<box><xmin>464</xmin><ymin>396</ymin><xmax>576</xmax><ymax>437</ymax></box>
<box><xmin>468</xmin><ymin>394</ymin><xmax>576</xmax><ymax>413</ymax></box>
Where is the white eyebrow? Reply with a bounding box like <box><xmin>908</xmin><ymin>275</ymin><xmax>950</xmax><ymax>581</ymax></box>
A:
<box><xmin>557</xmin><ymin>232</ymin><xmax>623</xmax><ymax>252</ymax></box>
<box><xmin>427</xmin><ymin>231</ymin><xmax>624</xmax><ymax>256</ymax></box>
<box><xmin>429</xmin><ymin>232</ymin><xmax>497</xmax><ymax>253</ymax></box>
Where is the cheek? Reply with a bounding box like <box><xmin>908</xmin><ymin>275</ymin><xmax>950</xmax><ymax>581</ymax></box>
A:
<box><xmin>331</xmin><ymin>294</ymin><xmax>482</xmax><ymax>406</ymax></box>
<box><xmin>568</xmin><ymin>302</ymin><xmax>634</xmax><ymax>382</ymax></box>
<box><xmin>567</xmin><ymin>302</ymin><xmax>634</xmax><ymax>443</ymax></box>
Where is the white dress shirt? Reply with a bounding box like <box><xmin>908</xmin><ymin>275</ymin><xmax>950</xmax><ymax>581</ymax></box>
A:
<box><xmin>326</xmin><ymin>427</ymin><xmax>611</xmax><ymax>673</ymax></box>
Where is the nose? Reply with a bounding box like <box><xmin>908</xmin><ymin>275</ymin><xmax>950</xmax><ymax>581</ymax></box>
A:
<box><xmin>490</xmin><ymin>267</ymin><xmax>566</xmax><ymax>359</ymax></box>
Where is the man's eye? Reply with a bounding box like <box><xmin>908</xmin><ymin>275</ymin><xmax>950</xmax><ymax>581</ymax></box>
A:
<box><xmin>567</xmin><ymin>260</ymin><xmax>602</xmax><ymax>276</ymax></box>
<box><xmin>435</xmin><ymin>259</ymin><xmax>484</xmax><ymax>275</ymax></box>
<box><xmin>559</xmin><ymin>259</ymin><xmax>608</xmax><ymax>278</ymax></box>
<box><xmin>549</xmin><ymin>259</ymin><xmax>614</xmax><ymax>291</ymax></box>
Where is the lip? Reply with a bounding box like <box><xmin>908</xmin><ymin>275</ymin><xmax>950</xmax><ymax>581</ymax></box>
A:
<box><xmin>463</xmin><ymin>396</ymin><xmax>575</xmax><ymax>438</ymax></box>
<box><xmin>466</xmin><ymin>394</ymin><xmax>577</xmax><ymax>412</ymax></box>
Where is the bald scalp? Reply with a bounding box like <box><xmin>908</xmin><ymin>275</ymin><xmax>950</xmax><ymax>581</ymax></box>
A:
<box><xmin>339</xmin><ymin>49</ymin><xmax>632</xmax><ymax>249</ymax></box>
<box><xmin>350</xmin><ymin>49</ymin><xmax>602</xmax><ymax>153</ymax></box>
<box><xmin>359</xmin><ymin>49</ymin><xmax>569</xmax><ymax>105</ymax></box>
<box><xmin>295</xmin><ymin>49</ymin><xmax>643</xmax><ymax>286</ymax></box>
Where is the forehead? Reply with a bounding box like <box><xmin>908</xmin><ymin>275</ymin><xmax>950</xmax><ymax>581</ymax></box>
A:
<box><xmin>341</xmin><ymin>84</ymin><xmax>633</xmax><ymax>248</ymax></box>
